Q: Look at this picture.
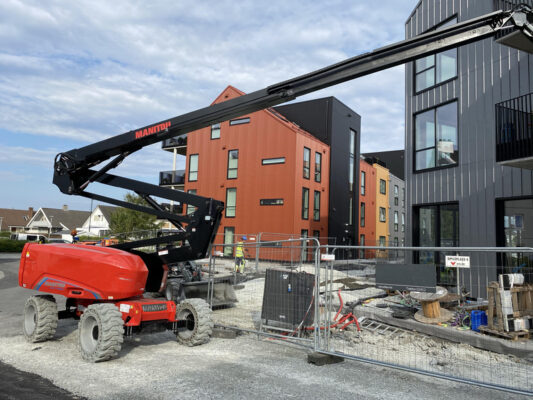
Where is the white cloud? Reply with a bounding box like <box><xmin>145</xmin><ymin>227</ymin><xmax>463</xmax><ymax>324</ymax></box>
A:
<box><xmin>0</xmin><ymin>0</ymin><xmax>419</xmax><ymax>183</ymax></box>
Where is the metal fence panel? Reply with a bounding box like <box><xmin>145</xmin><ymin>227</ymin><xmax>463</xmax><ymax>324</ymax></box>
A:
<box><xmin>314</xmin><ymin>245</ymin><xmax>533</xmax><ymax>395</ymax></box>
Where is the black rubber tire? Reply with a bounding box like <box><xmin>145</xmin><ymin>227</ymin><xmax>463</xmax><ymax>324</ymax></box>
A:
<box><xmin>78</xmin><ymin>303</ymin><xmax>124</xmax><ymax>363</ymax></box>
<box><xmin>23</xmin><ymin>295</ymin><xmax>58</xmax><ymax>343</ymax></box>
<box><xmin>175</xmin><ymin>298</ymin><xmax>213</xmax><ymax>346</ymax></box>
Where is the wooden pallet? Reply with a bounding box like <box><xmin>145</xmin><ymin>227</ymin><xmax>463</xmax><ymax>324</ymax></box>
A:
<box><xmin>511</xmin><ymin>285</ymin><xmax>533</xmax><ymax>318</ymax></box>
<box><xmin>478</xmin><ymin>325</ymin><xmax>530</xmax><ymax>341</ymax></box>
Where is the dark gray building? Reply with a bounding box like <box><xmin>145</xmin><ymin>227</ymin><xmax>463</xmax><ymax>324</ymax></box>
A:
<box><xmin>275</xmin><ymin>98</ymin><xmax>361</xmax><ymax>245</ymax></box>
<box><xmin>405</xmin><ymin>0</ymin><xmax>533</xmax><ymax>296</ymax></box>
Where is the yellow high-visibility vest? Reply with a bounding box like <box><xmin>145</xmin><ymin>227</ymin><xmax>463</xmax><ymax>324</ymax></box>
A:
<box><xmin>235</xmin><ymin>242</ymin><xmax>244</xmax><ymax>257</ymax></box>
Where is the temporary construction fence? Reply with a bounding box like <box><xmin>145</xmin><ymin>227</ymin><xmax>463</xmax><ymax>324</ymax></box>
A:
<box><xmin>204</xmin><ymin>240</ymin><xmax>533</xmax><ymax>396</ymax></box>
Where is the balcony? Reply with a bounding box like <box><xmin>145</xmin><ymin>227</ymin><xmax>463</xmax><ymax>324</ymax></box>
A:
<box><xmin>496</xmin><ymin>92</ymin><xmax>533</xmax><ymax>169</ymax></box>
<box><xmin>162</xmin><ymin>134</ymin><xmax>187</xmax><ymax>155</ymax></box>
<box><xmin>159</xmin><ymin>169</ymin><xmax>185</xmax><ymax>188</ymax></box>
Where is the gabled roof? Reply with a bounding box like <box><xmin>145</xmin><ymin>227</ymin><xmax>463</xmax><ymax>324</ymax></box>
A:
<box><xmin>96</xmin><ymin>205</ymin><xmax>118</xmax><ymax>222</ymax></box>
<box><xmin>27</xmin><ymin>208</ymin><xmax>91</xmax><ymax>230</ymax></box>
<box><xmin>212</xmin><ymin>85</ymin><xmax>326</xmax><ymax>143</ymax></box>
<box><xmin>0</xmin><ymin>208</ymin><xmax>34</xmax><ymax>229</ymax></box>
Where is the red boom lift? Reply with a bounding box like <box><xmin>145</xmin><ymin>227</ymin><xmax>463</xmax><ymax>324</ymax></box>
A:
<box><xmin>19</xmin><ymin>5</ymin><xmax>533</xmax><ymax>361</ymax></box>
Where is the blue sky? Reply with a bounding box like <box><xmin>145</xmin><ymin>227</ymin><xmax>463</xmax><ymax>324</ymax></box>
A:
<box><xmin>0</xmin><ymin>0</ymin><xmax>418</xmax><ymax>210</ymax></box>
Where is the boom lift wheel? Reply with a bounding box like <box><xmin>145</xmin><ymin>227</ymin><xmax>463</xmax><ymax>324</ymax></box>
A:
<box><xmin>175</xmin><ymin>298</ymin><xmax>214</xmax><ymax>346</ymax></box>
<box><xmin>23</xmin><ymin>295</ymin><xmax>58</xmax><ymax>343</ymax></box>
<box><xmin>78</xmin><ymin>303</ymin><xmax>124</xmax><ymax>362</ymax></box>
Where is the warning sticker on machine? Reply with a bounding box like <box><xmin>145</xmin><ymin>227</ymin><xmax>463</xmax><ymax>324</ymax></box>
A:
<box><xmin>119</xmin><ymin>304</ymin><xmax>131</xmax><ymax>313</ymax></box>
<box><xmin>445</xmin><ymin>256</ymin><xmax>470</xmax><ymax>268</ymax></box>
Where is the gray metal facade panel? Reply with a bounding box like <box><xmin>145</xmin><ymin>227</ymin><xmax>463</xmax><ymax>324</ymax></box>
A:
<box><xmin>405</xmin><ymin>0</ymin><xmax>533</xmax><ymax>256</ymax></box>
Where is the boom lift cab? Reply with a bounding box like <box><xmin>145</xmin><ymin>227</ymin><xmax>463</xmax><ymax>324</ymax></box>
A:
<box><xmin>18</xmin><ymin>5</ymin><xmax>533</xmax><ymax>362</ymax></box>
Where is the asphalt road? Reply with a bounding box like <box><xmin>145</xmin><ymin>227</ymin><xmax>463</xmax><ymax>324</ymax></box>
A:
<box><xmin>0</xmin><ymin>253</ymin><xmax>527</xmax><ymax>399</ymax></box>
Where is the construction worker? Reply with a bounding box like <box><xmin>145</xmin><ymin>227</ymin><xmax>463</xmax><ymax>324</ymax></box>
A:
<box><xmin>234</xmin><ymin>236</ymin><xmax>246</xmax><ymax>274</ymax></box>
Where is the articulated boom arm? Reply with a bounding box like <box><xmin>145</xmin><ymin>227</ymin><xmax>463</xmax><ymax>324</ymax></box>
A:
<box><xmin>52</xmin><ymin>5</ymin><xmax>533</xmax><ymax>261</ymax></box>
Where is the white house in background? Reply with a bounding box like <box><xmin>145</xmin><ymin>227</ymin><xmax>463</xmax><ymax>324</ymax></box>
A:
<box><xmin>26</xmin><ymin>205</ymin><xmax>91</xmax><ymax>237</ymax></box>
<box><xmin>80</xmin><ymin>205</ymin><xmax>117</xmax><ymax>237</ymax></box>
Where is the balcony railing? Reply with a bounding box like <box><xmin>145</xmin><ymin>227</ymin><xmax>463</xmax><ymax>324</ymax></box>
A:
<box><xmin>159</xmin><ymin>170</ymin><xmax>185</xmax><ymax>187</ymax></box>
<box><xmin>495</xmin><ymin>92</ymin><xmax>533</xmax><ymax>168</ymax></box>
<box><xmin>162</xmin><ymin>134</ymin><xmax>187</xmax><ymax>154</ymax></box>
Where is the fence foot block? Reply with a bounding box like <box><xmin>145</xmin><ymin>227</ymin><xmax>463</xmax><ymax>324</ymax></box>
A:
<box><xmin>307</xmin><ymin>352</ymin><xmax>344</xmax><ymax>366</ymax></box>
<box><xmin>212</xmin><ymin>327</ymin><xmax>238</xmax><ymax>339</ymax></box>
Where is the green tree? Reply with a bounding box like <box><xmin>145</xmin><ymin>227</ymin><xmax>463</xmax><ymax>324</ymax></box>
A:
<box><xmin>109</xmin><ymin>193</ymin><xmax>161</xmax><ymax>235</ymax></box>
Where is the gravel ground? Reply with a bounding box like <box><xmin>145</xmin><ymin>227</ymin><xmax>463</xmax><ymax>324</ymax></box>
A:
<box><xmin>0</xmin><ymin>255</ymin><xmax>530</xmax><ymax>399</ymax></box>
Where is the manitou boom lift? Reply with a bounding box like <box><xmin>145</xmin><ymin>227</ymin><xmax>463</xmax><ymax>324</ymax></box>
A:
<box><xmin>20</xmin><ymin>5</ymin><xmax>533</xmax><ymax>362</ymax></box>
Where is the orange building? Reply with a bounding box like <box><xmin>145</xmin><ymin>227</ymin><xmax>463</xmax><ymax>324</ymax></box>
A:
<box><xmin>172</xmin><ymin>86</ymin><xmax>330</xmax><ymax>249</ymax></box>
<box><xmin>358</xmin><ymin>158</ymin><xmax>376</xmax><ymax>248</ymax></box>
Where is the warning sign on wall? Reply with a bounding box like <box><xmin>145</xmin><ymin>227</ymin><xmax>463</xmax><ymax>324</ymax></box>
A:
<box><xmin>445</xmin><ymin>255</ymin><xmax>470</xmax><ymax>268</ymax></box>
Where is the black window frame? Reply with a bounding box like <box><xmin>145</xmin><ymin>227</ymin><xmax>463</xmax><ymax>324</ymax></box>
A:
<box><xmin>227</xmin><ymin>149</ymin><xmax>238</xmax><ymax>180</ymax></box>
<box><xmin>413</xmin><ymin>202</ymin><xmax>460</xmax><ymax>286</ymax></box>
<box><xmin>225</xmin><ymin>188</ymin><xmax>237</xmax><ymax>218</ymax></box>
<box><xmin>413</xmin><ymin>99</ymin><xmax>459</xmax><ymax>173</ymax></box>
<box><xmin>413</xmin><ymin>15</ymin><xmax>458</xmax><ymax>95</ymax></box>
<box><xmin>211</xmin><ymin>123</ymin><xmax>221</xmax><ymax>139</ymax></box>
<box><xmin>229</xmin><ymin>117</ymin><xmax>250</xmax><ymax>126</ymax></box>
<box><xmin>379</xmin><ymin>179</ymin><xmax>386</xmax><ymax>195</ymax></box>
<box><xmin>262</xmin><ymin>157</ymin><xmax>285</xmax><ymax>165</ymax></box>
<box><xmin>303</xmin><ymin>147</ymin><xmax>310</xmax><ymax>179</ymax></box>
<box><xmin>223</xmin><ymin>227</ymin><xmax>235</xmax><ymax>257</ymax></box>
<box><xmin>315</xmin><ymin>152</ymin><xmax>322</xmax><ymax>182</ymax></box>
<box><xmin>313</xmin><ymin>190</ymin><xmax>320</xmax><ymax>221</ymax></box>
<box><xmin>379</xmin><ymin>207</ymin><xmax>386</xmax><ymax>222</ymax></box>
<box><xmin>360</xmin><ymin>202</ymin><xmax>365</xmax><ymax>227</ymax></box>
<box><xmin>302</xmin><ymin>187</ymin><xmax>309</xmax><ymax>220</ymax></box>
<box><xmin>260</xmin><ymin>199</ymin><xmax>284</xmax><ymax>206</ymax></box>
<box><xmin>186</xmin><ymin>189</ymin><xmax>197</xmax><ymax>215</ymax></box>
<box><xmin>188</xmin><ymin>154</ymin><xmax>199</xmax><ymax>182</ymax></box>
<box><xmin>361</xmin><ymin>171</ymin><xmax>366</xmax><ymax>196</ymax></box>
<box><xmin>394</xmin><ymin>211</ymin><xmax>399</xmax><ymax>232</ymax></box>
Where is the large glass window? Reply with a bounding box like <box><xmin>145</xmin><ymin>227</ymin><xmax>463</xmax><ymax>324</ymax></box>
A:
<box><xmin>302</xmin><ymin>188</ymin><xmax>309</xmax><ymax>219</ymax></box>
<box><xmin>223</xmin><ymin>227</ymin><xmax>234</xmax><ymax>257</ymax></box>
<box><xmin>211</xmin><ymin>123</ymin><xmax>221</xmax><ymax>139</ymax></box>
<box><xmin>303</xmin><ymin>147</ymin><xmax>310</xmax><ymax>179</ymax></box>
<box><xmin>414</xmin><ymin>203</ymin><xmax>459</xmax><ymax>286</ymax></box>
<box><xmin>402</xmin><ymin>213</ymin><xmax>405</xmax><ymax>232</ymax></box>
<box><xmin>360</xmin><ymin>203</ymin><xmax>365</xmax><ymax>227</ymax></box>
<box><xmin>315</xmin><ymin>152</ymin><xmax>322</xmax><ymax>182</ymax></box>
<box><xmin>415</xmin><ymin>101</ymin><xmax>458</xmax><ymax>171</ymax></box>
<box><xmin>186</xmin><ymin>189</ymin><xmax>197</xmax><ymax>215</ymax></box>
<box><xmin>394</xmin><ymin>211</ymin><xmax>399</xmax><ymax>232</ymax></box>
<box><xmin>415</xmin><ymin>17</ymin><xmax>458</xmax><ymax>92</ymax></box>
<box><xmin>313</xmin><ymin>191</ymin><xmax>320</xmax><ymax>221</ymax></box>
<box><xmin>227</xmin><ymin>150</ymin><xmax>238</xmax><ymax>179</ymax></box>
<box><xmin>498</xmin><ymin>198</ymin><xmax>533</xmax><ymax>282</ymax></box>
<box><xmin>361</xmin><ymin>171</ymin><xmax>366</xmax><ymax>195</ymax></box>
<box><xmin>225</xmin><ymin>188</ymin><xmax>236</xmax><ymax>218</ymax></box>
<box><xmin>394</xmin><ymin>185</ymin><xmax>399</xmax><ymax>205</ymax></box>
<box><xmin>188</xmin><ymin>154</ymin><xmax>198</xmax><ymax>181</ymax></box>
